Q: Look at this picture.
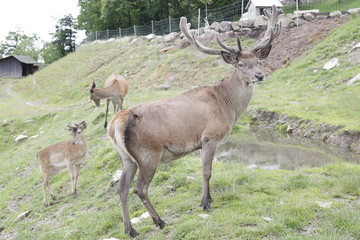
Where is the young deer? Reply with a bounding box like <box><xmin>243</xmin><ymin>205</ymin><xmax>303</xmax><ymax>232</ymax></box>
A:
<box><xmin>90</xmin><ymin>74</ymin><xmax>129</xmax><ymax>128</ymax></box>
<box><xmin>107</xmin><ymin>6</ymin><xmax>282</xmax><ymax>237</ymax></box>
<box><xmin>37</xmin><ymin>121</ymin><xmax>87</xmax><ymax>206</ymax></box>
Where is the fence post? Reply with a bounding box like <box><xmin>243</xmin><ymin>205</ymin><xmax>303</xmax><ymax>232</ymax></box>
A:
<box><xmin>168</xmin><ymin>16</ymin><xmax>171</xmax><ymax>33</ymax></box>
<box><xmin>119</xmin><ymin>27</ymin><xmax>122</xmax><ymax>38</ymax></box>
<box><xmin>134</xmin><ymin>25</ymin><xmax>137</xmax><ymax>37</ymax></box>
<box><xmin>152</xmin><ymin>20</ymin><xmax>154</xmax><ymax>34</ymax></box>
<box><xmin>107</xmin><ymin>29</ymin><xmax>109</xmax><ymax>39</ymax></box>
<box><xmin>198</xmin><ymin>8</ymin><xmax>201</xmax><ymax>36</ymax></box>
<box><xmin>241</xmin><ymin>0</ymin><xmax>244</xmax><ymax>29</ymax></box>
<box><xmin>296</xmin><ymin>0</ymin><xmax>299</xmax><ymax>27</ymax></box>
<box><xmin>95</xmin><ymin>31</ymin><xmax>98</xmax><ymax>41</ymax></box>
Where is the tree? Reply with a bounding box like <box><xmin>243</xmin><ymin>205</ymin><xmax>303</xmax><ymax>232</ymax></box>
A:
<box><xmin>41</xmin><ymin>42</ymin><xmax>62</xmax><ymax>64</ymax></box>
<box><xmin>0</xmin><ymin>29</ymin><xmax>40</xmax><ymax>60</ymax></box>
<box><xmin>52</xmin><ymin>14</ymin><xmax>77</xmax><ymax>57</ymax></box>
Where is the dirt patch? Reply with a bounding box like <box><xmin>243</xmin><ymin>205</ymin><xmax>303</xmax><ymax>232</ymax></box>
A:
<box><xmin>261</xmin><ymin>15</ymin><xmax>350</xmax><ymax>75</ymax></box>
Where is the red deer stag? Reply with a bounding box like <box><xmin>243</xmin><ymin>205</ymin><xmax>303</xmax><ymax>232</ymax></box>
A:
<box><xmin>90</xmin><ymin>74</ymin><xmax>128</xmax><ymax>128</ymax></box>
<box><xmin>37</xmin><ymin>121</ymin><xmax>87</xmax><ymax>206</ymax></box>
<box><xmin>108</xmin><ymin>5</ymin><xmax>282</xmax><ymax>237</ymax></box>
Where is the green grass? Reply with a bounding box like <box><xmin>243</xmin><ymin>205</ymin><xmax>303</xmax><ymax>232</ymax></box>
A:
<box><xmin>252</xmin><ymin>14</ymin><xmax>360</xmax><ymax>130</ymax></box>
<box><xmin>1</xmin><ymin>13</ymin><xmax>360</xmax><ymax>239</ymax></box>
<box><xmin>282</xmin><ymin>0</ymin><xmax>360</xmax><ymax>14</ymax></box>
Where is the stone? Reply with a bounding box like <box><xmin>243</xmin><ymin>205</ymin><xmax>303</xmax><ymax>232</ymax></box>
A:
<box><xmin>239</xmin><ymin>18</ymin><xmax>255</xmax><ymax>28</ymax></box>
<box><xmin>15</xmin><ymin>210</ymin><xmax>31</xmax><ymax>221</ymax></box>
<box><xmin>231</xmin><ymin>22</ymin><xmax>240</xmax><ymax>31</ymax></box>
<box><xmin>347</xmin><ymin>73</ymin><xmax>360</xmax><ymax>86</ymax></box>
<box><xmin>323</xmin><ymin>58</ymin><xmax>338</xmax><ymax>70</ymax></box>
<box><xmin>303</xmin><ymin>13</ymin><xmax>315</xmax><ymax>21</ymax></box>
<box><xmin>112</xmin><ymin>170</ymin><xmax>122</xmax><ymax>182</ymax></box>
<box><xmin>254</xmin><ymin>16</ymin><xmax>267</xmax><ymax>27</ymax></box>
<box><xmin>263</xmin><ymin>217</ymin><xmax>272</xmax><ymax>222</ymax></box>
<box><xmin>198</xmin><ymin>214</ymin><xmax>210</xmax><ymax>219</ymax></box>
<box><xmin>329</xmin><ymin>11</ymin><xmax>341</xmax><ymax>18</ymax></box>
<box><xmin>219</xmin><ymin>21</ymin><xmax>232</xmax><ymax>32</ymax></box>
<box><xmin>350</xmin><ymin>42</ymin><xmax>360</xmax><ymax>52</ymax></box>
<box><xmin>278</xmin><ymin>15</ymin><xmax>294</xmax><ymax>28</ymax></box>
<box><xmin>348</xmin><ymin>8</ymin><xmax>360</xmax><ymax>14</ymax></box>
<box><xmin>316</xmin><ymin>201</ymin><xmax>332</xmax><ymax>208</ymax></box>
<box><xmin>131</xmin><ymin>212</ymin><xmax>150</xmax><ymax>224</ymax></box>
<box><xmin>145</xmin><ymin>34</ymin><xmax>156</xmax><ymax>41</ymax></box>
<box><xmin>210</xmin><ymin>22</ymin><xmax>220</xmax><ymax>32</ymax></box>
<box><xmin>15</xmin><ymin>134</ymin><xmax>28</xmax><ymax>143</ymax></box>
<box><xmin>247</xmin><ymin>164</ymin><xmax>258</xmax><ymax>170</ymax></box>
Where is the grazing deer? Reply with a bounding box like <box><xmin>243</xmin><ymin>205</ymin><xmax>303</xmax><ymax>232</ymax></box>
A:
<box><xmin>107</xmin><ymin>6</ymin><xmax>282</xmax><ymax>237</ymax></box>
<box><xmin>90</xmin><ymin>74</ymin><xmax>129</xmax><ymax>128</ymax></box>
<box><xmin>37</xmin><ymin>121</ymin><xmax>87</xmax><ymax>206</ymax></box>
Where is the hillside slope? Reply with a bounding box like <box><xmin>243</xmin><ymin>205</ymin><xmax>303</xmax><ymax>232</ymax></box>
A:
<box><xmin>1</xmin><ymin>14</ymin><xmax>360</xmax><ymax>240</ymax></box>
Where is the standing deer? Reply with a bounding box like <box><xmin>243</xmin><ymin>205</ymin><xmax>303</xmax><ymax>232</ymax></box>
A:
<box><xmin>107</xmin><ymin>6</ymin><xmax>282</xmax><ymax>237</ymax></box>
<box><xmin>90</xmin><ymin>74</ymin><xmax>129</xmax><ymax>128</ymax></box>
<box><xmin>37</xmin><ymin>121</ymin><xmax>87</xmax><ymax>206</ymax></box>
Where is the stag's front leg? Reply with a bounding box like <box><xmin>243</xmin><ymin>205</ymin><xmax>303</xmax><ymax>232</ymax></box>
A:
<box><xmin>200</xmin><ymin>140</ymin><xmax>217</xmax><ymax>211</ymax></box>
<box><xmin>104</xmin><ymin>99</ymin><xmax>110</xmax><ymax>128</ymax></box>
<box><xmin>134</xmin><ymin>154</ymin><xmax>166</xmax><ymax>229</ymax></box>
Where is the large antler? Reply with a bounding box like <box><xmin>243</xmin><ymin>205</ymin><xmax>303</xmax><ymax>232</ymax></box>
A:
<box><xmin>253</xmin><ymin>5</ymin><xmax>283</xmax><ymax>59</ymax></box>
<box><xmin>179</xmin><ymin>17</ymin><xmax>242</xmax><ymax>56</ymax></box>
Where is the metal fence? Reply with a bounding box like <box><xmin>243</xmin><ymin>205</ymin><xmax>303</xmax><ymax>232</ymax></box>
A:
<box><xmin>86</xmin><ymin>0</ymin><xmax>358</xmax><ymax>42</ymax></box>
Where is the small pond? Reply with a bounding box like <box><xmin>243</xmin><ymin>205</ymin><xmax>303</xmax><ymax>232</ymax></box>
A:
<box><xmin>215</xmin><ymin>128</ymin><xmax>360</xmax><ymax>170</ymax></box>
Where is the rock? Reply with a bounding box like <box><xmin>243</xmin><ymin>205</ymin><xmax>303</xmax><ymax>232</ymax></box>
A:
<box><xmin>350</xmin><ymin>42</ymin><xmax>360</xmax><ymax>52</ymax></box>
<box><xmin>2</xmin><ymin>120</ymin><xmax>7</xmax><ymax>124</ymax></box>
<box><xmin>219</xmin><ymin>21</ymin><xmax>232</xmax><ymax>32</ymax></box>
<box><xmin>329</xmin><ymin>11</ymin><xmax>341</xmax><ymax>18</ymax></box>
<box><xmin>145</xmin><ymin>34</ymin><xmax>156</xmax><ymax>41</ymax></box>
<box><xmin>164</xmin><ymin>32</ymin><xmax>178</xmax><ymax>42</ymax></box>
<box><xmin>210</xmin><ymin>22</ymin><xmax>220</xmax><ymax>32</ymax></box>
<box><xmin>294</xmin><ymin>18</ymin><xmax>306</xmax><ymax>27</ymax></box>
<box><xmin>131</xmin><ymin>212</ymin><xmax>150</xmax><ymax>224</ymax></box>
<box><xmin>15</xmin><ymin>210</ymin><xmax>31</xmax><ymax>221</ymax></box>
<box><xmin>15</xmin><ymin>135</ymin><xmax>28</xmax><ymax>143</ymax></box>
<box><xmin>278</xmin><ymin>15</ymin><xmax>294</xmax><ymax>27</ymax></box>
<box><xmin>186</xmin><ymin>176</ymin><xmax>197</xmax><ymax>181</ymax></box>
<box><xmin>167</xmin><ymin>185</ymin><xmax>175</xmax><ymax>192</ymax></box>
<box><xmin>347</xmin><ymin>73</ymin><xmax>360</xmax><ymax>86</ymax></box>
<box><xmin>198</xmin><ymin>214</ymin><xmax>210</xmax><ymax>219</ymax></box>
<box><xmin>239</xmin><ymin>18</ymin><xmax>255</xmax><ymax>28</ymax></box>
<box><xmin>323</xmin><ymin>58</ymin><xmax>338</xmax><ymax>70</ymax></box>
<box><xmin>263</xmin><ymin>217</ymin><xmax>272</xmax><ymax>222</ymax></box>
<box><xmin>203</xmin><ymin>28</ymin><xmax>217</xmax><ymax>37</ymax></box>
<box><xmin>112</xmin><ymin>170</ymin><xmax>122</xmax><ymax>182</ymax></box>
<box><xmin>231</xmin><ymin>22</ymin><xmax>240</xmax><ymax>31</ymax></box>
<box><xmin>254</xmin><ymin>16</ymin><xmax>267</xmax><ymax>27</ymax></box>
<box><xmin>316</xmin><ymin>201</ymin><xmax>332</xmax><ymax>208</ymax></box>
<box><xmin>303</xmin><ymin>13</ymin><xmax>315</xmax><ymax>21</ymax></box>
<box><xmin>29</xmin><ymin>134</ymin><xmax>39</xmax><ymax>140</ymax></box>
<box><xmin>348</xmin><ymin>8</ymin><xmax>360</xmax><ymax>14</ymax></box>
<box><xmin>247</xmin><ymin>164</ymin><xmax>258</xmax><ymax>170</ymax></box>
<box><xmin>287</xmin><ymin>125</ymin><xmax>294</xmax><ymax>134</ymax></box>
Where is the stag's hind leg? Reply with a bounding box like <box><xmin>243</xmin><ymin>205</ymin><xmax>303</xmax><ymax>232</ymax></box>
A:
<box><xmin>133</xmin><ymin>152</ymin><xmax>166</xmax><ymax>229</ymax></box>
<box><xmin>118</xmin><ymin>154</ymin><xmax>139</xmax><ymax>237</ymax></box>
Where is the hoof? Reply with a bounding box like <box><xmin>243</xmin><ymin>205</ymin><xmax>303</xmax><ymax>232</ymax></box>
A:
<box><xmin>104</xmin><ymin>122</ymin><xmax>108</xmax><ymax>129</ymax></box>
<box><xmin>200</xmin><ymin>201</ymin><xmax>212</xmax><ymax>212</ymax></box>
<box><xmin>126</xmin><ymin>226</ymin><xmax>139</xmax><ymax>238</ymax></box>
<box><xmin>155</xmin><ymin>219</ymin><xmax>166</xmax><ymax>229</ymax></box>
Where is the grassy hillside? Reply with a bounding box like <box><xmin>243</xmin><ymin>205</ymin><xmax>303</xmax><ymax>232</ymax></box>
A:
<box><xmin>1</xmin><ymin>15</ymin><xmax>360</xmax><ymax>239</ymax></box>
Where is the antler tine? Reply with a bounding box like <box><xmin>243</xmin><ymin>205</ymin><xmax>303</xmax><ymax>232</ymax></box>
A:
<box><xmin>216</xmin><ymin>34</ymin><xmax>238</xmax><ymax>54</ymax></box>
<box><xmin>253</xmin><ymin>5</ymin><xmax>283</xmax><ymax>59</ymax></box>
<box><xmin>236</xmin><ymin>34</ymin><xmax>242</xmax><ymax>53</ymax></box>
<box><xmin>180</xmin><ymin>17</ymin><xmax>226</xmax><ymax>56</ymax></box>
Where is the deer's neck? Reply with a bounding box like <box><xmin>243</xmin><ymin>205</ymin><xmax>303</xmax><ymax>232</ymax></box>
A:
<box><xmin>93</xmin><ymin>87</ymin><xmax>117</xmax><ymax>99</ymax></box>
<box><xmin>217</xmin><ymin>68</ymin><xmax>254</xmax><ymax>119</ymax></box>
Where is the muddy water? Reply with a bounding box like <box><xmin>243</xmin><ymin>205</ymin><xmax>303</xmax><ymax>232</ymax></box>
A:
<box><xmin>215</xmin><ymin>128</ymin><xmax>360</xmax><ymax>170</ymax></box>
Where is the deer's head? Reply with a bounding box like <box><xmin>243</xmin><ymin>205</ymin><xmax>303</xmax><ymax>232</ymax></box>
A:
<box><xmin>179</xmin><ymin>5</ymin><xmax>282</xmax><ymax>84</ymax></box>
<box><xmin>90</xmin><ymin>81</ymin><xmax>100</xmax><ymax>106</ymax></box>
<box><xmin>67</xmin><ymin>121</ymin><xmax>87</xmax><ymax>145</ymax></box>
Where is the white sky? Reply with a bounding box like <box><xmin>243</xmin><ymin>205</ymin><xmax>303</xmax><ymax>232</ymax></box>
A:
<box><xmin>0</xmin><ymin>0</ymin><xmax>86</xmax><ymax>45</ymax></box>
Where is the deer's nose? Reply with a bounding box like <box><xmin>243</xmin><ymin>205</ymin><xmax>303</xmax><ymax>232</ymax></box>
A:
<box><xmin>255</xmin><ymin>73</ymin><xmax>264</xmax><ymax>81</ymax></box>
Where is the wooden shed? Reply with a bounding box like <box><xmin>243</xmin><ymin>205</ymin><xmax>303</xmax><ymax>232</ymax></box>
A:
<box><xmin>246</xmin><ymin>0</ymin><xmax>283</xmax><ymax>18</ymax></box>
<box><xmin>0</xmin><ymin>55</ymin><xmax>39</xmax><ymax>78</ymax></box>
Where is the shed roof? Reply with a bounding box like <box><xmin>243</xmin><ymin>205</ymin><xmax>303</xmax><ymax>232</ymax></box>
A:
<box><xmin>0</xmin><ymin>55</ymin><xmax>38</xmax><ymax>64</ymax></box>
<box><xmin>246</xmin><ymin>0</ymin><xmax>283</xmax><ymax>9</ymax></box>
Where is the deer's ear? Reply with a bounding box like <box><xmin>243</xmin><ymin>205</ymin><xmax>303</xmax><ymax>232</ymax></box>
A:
<box><xmin>254</xmin><ymin>46</ymin><xmax>272</xmax><ymax>60</ymax></box>
<box><xmin>91</xmin><ymin>81</ymin><xmax>96</xmax><ymax>89</ymax></box>
<box><xmin>221</xmin><ymin>51</ymin><xmax>236</xmax><ymax>64</ymax></box>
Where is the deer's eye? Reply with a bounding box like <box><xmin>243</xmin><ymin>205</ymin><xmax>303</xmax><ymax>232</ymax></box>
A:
<box><xmin>78</xmin><ymin>131</ymin><xmax>81</xmax><ymax>134</ymax></box>
<box><xmin>238</xmin><ymin>62</ymin><xmax>244</xmax><ymax>67</ymax></box>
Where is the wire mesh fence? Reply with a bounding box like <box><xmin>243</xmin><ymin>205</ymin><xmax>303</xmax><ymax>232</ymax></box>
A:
<box><xmin>86</xmin><ymin>0</ymin><xmax>358</xmax><ymax>42</ymax></box>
